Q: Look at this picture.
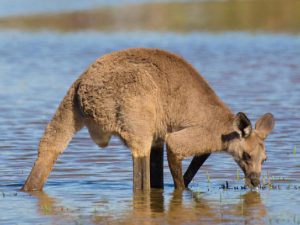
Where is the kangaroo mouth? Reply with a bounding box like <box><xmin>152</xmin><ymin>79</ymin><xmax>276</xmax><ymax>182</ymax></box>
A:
<box><xmin>245</xmin><ymin>176</ymin><xmax>260</xmax><ymax>189</ymax></box>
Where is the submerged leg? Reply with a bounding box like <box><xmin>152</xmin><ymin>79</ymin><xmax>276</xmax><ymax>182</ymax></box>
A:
<box><xmin>165</xmin><ymin>127</ymin><xmax>213</xmax><ymax>190</ymax></box>
<box><xmin>167</xmin><ymin>146</ymin><xmax>185</xmax><ymax>190</ymax></box>
<box><xmin>133</xmin><ymin>154</ymin><xmax>151</xmax><ymax>191</ymax></box>
<box><xmin>129</xmin><ymin>138</ymin><xmax>152</xmax><ymax>191</ymax></box>
<box><xmin>150</xmin><ymin>142</ymin><xmax>164</xmax><ymax>189</ymax></box>
<box><xmin>22</xmin><ymin>81</ymin><xmax>83</xmax><ymax>191</ymax></box>
<box><xmin>184</xmin><ymin>154</ymin><xmax>210</xmax><ymax>187</ymax></box>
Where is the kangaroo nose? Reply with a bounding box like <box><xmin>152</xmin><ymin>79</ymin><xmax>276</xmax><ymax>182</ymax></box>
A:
<box><xmin>250</xmin><ymin>179</ymin><xmax>260</xmax><ymax>187</ymax></box>
<box><xmin>248</xmin><ymin>172</ymin><xmax>260</xmax><ymax>187</ymax></box>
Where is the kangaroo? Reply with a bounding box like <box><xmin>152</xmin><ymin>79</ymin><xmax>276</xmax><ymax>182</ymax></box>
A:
<box><xmin>22</xmin><ymin>48</ymin><xmax>275</xmax><ymax>191</ymax></box>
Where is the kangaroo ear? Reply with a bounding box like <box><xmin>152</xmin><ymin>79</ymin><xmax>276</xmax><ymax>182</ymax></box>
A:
<box><xmin>255</xmin><ymin>113</ymin><xmax>275</xmax><ymax>140</ymax></box>
<box><xmin>233</xmin><ymin>112</ymin><xmax>252</xmax><ymax>138</ymax></box>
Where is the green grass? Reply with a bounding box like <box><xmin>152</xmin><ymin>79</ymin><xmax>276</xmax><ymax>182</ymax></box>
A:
<box><xmin>236</xmin><ymin>169</ymin><xmax>241</xmax><ymax>181</ymax></box>
<box><xmin>206</xmin><ymin>171</ymin><xmax>211</xmax><ymax>183</ymax></box>
<box><xmin>41</xmin><ymin>205</ymin><xmax>52</xmax><ymax>215</ymax></box>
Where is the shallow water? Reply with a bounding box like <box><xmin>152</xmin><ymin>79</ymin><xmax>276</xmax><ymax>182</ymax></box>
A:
<box><xmin>0</xmin><ymin>30</ymin><xmax>299</xmax><ymax>224</ymax></box>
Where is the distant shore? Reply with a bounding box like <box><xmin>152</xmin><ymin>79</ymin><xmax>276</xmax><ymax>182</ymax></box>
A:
<box><xmin>0</xmin><ymin>0</ymin><xmax>299</xmax><ymax>33</ymax></box>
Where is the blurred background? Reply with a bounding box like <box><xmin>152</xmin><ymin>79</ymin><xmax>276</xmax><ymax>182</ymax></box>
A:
<box><xmin>0</xmin><ymin>0</ymin><xmax>300</xmax><ymax>32</ymax></box>
<box><xmin>0</xmin><ymin>0</ymin><xmax>300</xmax><ymax>224</ymax></box>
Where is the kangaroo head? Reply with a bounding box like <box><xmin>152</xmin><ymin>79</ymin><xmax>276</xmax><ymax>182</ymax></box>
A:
<box><xmin>227</xmin><ymin>112</ymin><xmax>275</xmax><ymax>189</ymax></box>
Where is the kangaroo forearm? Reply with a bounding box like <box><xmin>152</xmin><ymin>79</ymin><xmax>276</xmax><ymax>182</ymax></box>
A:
<box><xmin>166</xmin><ymin>127</ymin><xmax>221</xmax><ymax>159</ymax></box>
<box><xmin>184</xmin><ymin>153</ymin><xmax>210</xmax><ymax>187</ymax></box>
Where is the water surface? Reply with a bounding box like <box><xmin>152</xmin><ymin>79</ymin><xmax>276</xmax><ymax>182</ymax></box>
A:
<box><xmin>1</xmin><ymin>1</ymin><xmax>300</xmax><ymax>224</ymax></box>
<box><xmin>0</xmin><ymin>30</ymin><xmax>300</xmax><ymax>224</ymax></box>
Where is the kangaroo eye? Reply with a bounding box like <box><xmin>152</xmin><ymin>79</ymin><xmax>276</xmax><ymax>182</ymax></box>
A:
<box><xmin>242</xmin><ymin>152</ymin><xmax>251</xmax><ymax>161</ymax></box>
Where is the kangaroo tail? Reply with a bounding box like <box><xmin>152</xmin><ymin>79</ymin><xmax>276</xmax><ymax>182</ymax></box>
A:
<box><xmin>22</xmin><ymin>79</ymin><xmax>84</xmax><ymax>191</ymax></box>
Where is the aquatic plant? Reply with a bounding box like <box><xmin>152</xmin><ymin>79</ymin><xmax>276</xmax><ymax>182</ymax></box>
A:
<box><xmin>236</xmin><ymin>169</ymin><xmax>241</xmax><ymax>181</ymax></box>
<box><xmin>267</xmin><ymin>170</ymin><xmax>272</xmax><ymax>189</ymax></box>
<box><xmin>41</xmin><ymin>205</ymin><xmax>52</xmax><ymax>215</ymax></box>
<box><xmin>206</xmin><ymin>171</ymin><xmax>211</xmax><ymax>183</ymax></box>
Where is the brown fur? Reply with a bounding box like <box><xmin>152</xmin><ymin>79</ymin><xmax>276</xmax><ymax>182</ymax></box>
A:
<box><xmin>22</xmin><ymin>48</ymin><xmax>274</xmax><ymax>191</ymax></box>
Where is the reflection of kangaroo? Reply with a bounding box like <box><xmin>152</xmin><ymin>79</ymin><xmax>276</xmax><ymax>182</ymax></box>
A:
<box><xmin>30</xmin><ymin>188</ymin><xmax>266</xmax><ymax>224</ymax></box>
<box><xmin>239</xmin><ymin>191</ymin><xmax>266</xmax><ymax>221</ymax></box>
<box><xmin>22</xmin><ymin>48</ymin><xmax>274</xmax><ymax>192</ymax></box>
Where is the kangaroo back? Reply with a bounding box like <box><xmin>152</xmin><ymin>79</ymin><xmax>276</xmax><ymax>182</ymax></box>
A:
<box><xmin>22</xmin><ymin>48</ymin><xmax>236</xmax><ymax>191</ymax></box>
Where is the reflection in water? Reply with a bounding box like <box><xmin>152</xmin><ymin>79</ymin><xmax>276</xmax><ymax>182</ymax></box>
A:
<box><xmin>30</xmin><ymin>191</ymin><xmax>68</xmax><ymax>219</ymax></box>
<box><xmin>238</xmin><ymin>192</ymin><xmax>266</xmax><ymax>225</ymax></box>
<box><xmin>29</xmin><ymin>189</ymin><xmax>266</xmax><ymax>224</ymax></box>
<box><xmin>31</xmin><ymin>191</ymin><xmax>93</xmax><ymax>224</ymax></box>
<box><xmin>226</xmin><ymin>191</ymin><xmax>267</xmax><ymax>224</ymax></box>
<box><xmin>130</xmin><ymin>190</ymin><xmax>165</xmax><ymax>225</ymax></box>
<box><xmin>139</xmin><ymin>190</ymin><xmax>265</xmax><ymax>225</ymax></box>
<box><xmin>121</xmin><ymin>189</ymin><xmax>267</xmax><ymax>225</ymax></box>
<box><xmin>31</xmin><ymin>191</ymin><xmax>56</xmax><ymax>216</ymax></box>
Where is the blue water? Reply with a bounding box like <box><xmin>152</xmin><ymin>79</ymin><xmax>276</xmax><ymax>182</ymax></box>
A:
<box><xmin>0</xmin><ymin>30</ymin><xmax>300</xmax><ymax>224</ymax></box>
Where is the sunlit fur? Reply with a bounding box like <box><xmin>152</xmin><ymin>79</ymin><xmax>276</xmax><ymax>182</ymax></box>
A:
<box><xmin>21</xmin><ymin>48</ymin><xmax>275</xmax><ymax>191</ymax></box>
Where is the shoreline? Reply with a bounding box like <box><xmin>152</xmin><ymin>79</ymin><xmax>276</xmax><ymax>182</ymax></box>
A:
<box><xmin>0</xmin><ymin>0</ymin><xmax>299</xmax><ymax>33</ymax></box>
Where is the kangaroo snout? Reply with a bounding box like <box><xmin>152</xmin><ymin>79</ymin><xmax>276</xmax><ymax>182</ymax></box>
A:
<box><xmin>245</xmin><ymin>172</ymin><xmax>260</xmax><ymax>188</ymax></box>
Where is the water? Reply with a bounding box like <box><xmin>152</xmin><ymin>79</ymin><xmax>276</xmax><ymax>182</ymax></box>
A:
<box><xmin>1</xmin><ymin>2</ymin><xmax>300</xmax><ymax>225</ymax></box>
<box><xmin>0</xmin><ymin>30</ymin><xmax>299</xmax><ymax>225</ymax></box>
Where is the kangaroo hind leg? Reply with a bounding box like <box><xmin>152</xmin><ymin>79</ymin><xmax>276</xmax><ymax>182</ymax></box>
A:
<box><xmin>121</xmin><ymin>132</ymin><xmax>153</xmax><ymax>192</ymax></box>
<box><xmin>131</xmin><ymin>140</ymin><xmax>152</xmax><ymax>192</ymax></box>
<box><xmin>150</xmin><ymin>140</ymin><xmax>164</xmax><ymax>189</ymax></box>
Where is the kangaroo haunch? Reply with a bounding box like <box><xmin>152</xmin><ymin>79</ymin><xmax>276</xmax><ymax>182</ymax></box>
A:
<box><xmin>22</xmin><ymin>48</ymin><xmax>275</xmax><ymax>191</ymax></box>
